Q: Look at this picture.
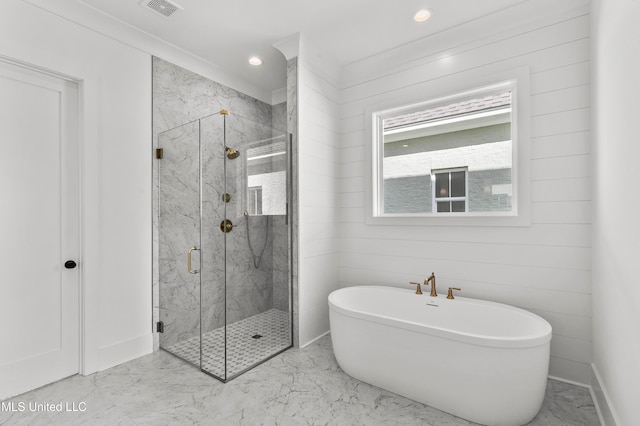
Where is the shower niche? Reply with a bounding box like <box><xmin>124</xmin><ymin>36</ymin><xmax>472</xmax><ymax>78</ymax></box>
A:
<box><xmin>157</xmin><ymin>110</ymin><xmax>292</xmax><ymax>382</ymax></box>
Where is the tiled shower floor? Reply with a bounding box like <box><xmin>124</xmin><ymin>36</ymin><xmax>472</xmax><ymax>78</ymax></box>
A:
<box><xmin>164</xmin><ymin>308</ymin><xmax>291</xmax><ymax>379</ymax></box>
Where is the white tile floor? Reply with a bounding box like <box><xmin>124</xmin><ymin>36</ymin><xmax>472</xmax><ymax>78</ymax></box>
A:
<box><xmin>165</xmin><ymin>309</ymin><xmax>291</xmax><ymax>379</ymax></box>
<box><xmin>0</xmin><ymin>335</ymin><xmax>600</xmax><ymax>425</ymax></box>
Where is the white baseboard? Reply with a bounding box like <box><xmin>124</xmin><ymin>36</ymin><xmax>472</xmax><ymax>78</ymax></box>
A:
<box><xmin>547</xmin><ymin>374</ymin><xmax>590</xmax><ymax>388</ymax></box>
<box><xmin>97</xmin><ymin>333</ymin><xmax>153</xmax><ymax>372</ymax></box>
<box><xmin>590</xmin><ymin>364</ymin><xmax>621</xmax><ymax>426</ymax></box>
<box><xmin>549</xmin><ymin>367</ymin><xmax>619</xmax><ymax>426</ymax></box>
<box><xmin>300</xmin><ymin>330</ymin><xmax>330</xmax><ymax>349</ymax></box>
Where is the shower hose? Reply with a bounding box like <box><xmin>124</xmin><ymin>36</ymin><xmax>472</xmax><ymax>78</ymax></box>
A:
<box><xmin>244</xmin><ymin>211</ymin><xmax>269</xmax><ymax>268</ymax></box>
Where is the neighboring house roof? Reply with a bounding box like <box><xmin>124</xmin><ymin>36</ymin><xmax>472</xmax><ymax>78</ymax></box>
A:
<box><xmin>384</xmin><ymin>92</ymin><xmax>511</xmax><ymax>130</ymax></box>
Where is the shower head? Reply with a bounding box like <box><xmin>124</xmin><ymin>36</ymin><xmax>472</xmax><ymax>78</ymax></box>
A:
<box><xmin>225</xmin><ymin>147</ymin><xmax>240</xmax><ymax>160</ymax></box>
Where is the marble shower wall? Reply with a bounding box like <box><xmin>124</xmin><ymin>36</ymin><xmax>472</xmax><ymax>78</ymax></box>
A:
<box><xmin>157</xmin><ymin>121</ymin><xmax>202</xmax><ymax>347</ymax></box>
<box><xmin>153</xmin><ymin>57</ymin><xmax>292</xmax><ymax>348</ymax></box>
<box><xmin>217</xmin><ymin>113</ymin><xmax>276</xmax><ymax>328</ymax></box>
<box><xmin>271</xmin><ymin>102</ymin><xmax>290</xmax><ymax>312</ymax></box>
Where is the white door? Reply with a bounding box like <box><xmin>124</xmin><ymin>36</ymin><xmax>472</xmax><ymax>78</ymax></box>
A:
<box><xmin>0</xmin><ymin>59</ymin><xmax>80</xmax><ymax>400</ymax></box>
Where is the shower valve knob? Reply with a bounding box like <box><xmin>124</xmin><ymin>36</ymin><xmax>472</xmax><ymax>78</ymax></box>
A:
<box><xmin>220</xmin><ymin>219</ymin><xmax>233</xmax><ymax>233</ymax></box>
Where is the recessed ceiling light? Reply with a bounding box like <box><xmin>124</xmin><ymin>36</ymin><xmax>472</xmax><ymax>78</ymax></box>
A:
<box><xmin>413</xmin><ymin>9</ymin><xmax>432</xmax><ymax>22</ymax></box>
<box><xmin>249</xmin><ymin>57</ymin><xmax>262</xmax><ymax>66</ymax></box>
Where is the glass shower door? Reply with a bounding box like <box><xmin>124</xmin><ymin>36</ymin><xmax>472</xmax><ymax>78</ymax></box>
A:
<box><xmin>158</xmin><ymin>120</ymin><xmax>202</xmax><ymax>368</ymax></box>
<box><xmin>220</xmin><ymin>113</ymin><xmax>292</xmax><ymax>380</ymax></box>
<box><xmin>199</xmin><ymin>113</ymin><xmax>227</xmax><ymax>379</ymax></box>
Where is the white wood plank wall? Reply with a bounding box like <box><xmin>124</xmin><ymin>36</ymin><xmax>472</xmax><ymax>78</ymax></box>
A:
<box><xmin>297</xmin><ymin>50</ymin><xmax>342</xmax><ymax>346</ymax></box>
<box><xmin>336</xmin><ymin>10</ymin><xmax>592</xmax><ymax>384</ymax></box>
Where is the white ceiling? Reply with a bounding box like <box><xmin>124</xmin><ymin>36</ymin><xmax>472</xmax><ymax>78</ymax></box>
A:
<box><xmin>33</xmin><ymin>0</ymin><xmax>564</xmax><ymax>100</ymax></box>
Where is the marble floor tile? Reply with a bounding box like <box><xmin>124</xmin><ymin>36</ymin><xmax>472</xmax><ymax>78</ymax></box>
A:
<box><xmin>1</xmin><ymin>335</ymin><xmax>600</xmax><ymax>426</ymax></box>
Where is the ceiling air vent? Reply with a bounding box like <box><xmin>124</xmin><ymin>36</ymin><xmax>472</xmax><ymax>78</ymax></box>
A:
<box><xmin>140</xmin><ymin>0</ymin><xmax>183</xmax><ymax>18</ymax></box>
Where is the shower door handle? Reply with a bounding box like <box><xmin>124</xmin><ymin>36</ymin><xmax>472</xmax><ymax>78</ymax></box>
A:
<box><xmin>187</xmin><ymin>247</ymin><xmax>200</xmax><ymax>274</ymax></box>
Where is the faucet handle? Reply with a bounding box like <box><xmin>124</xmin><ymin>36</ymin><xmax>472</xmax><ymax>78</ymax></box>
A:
<box><xmin>409</xmin><ymin>281</ymin><xmax>423</xmax><ymax>295</ymax></box>
<box><xmin>447</xmin><ymin>287</ymin><xmax>462</xmax><ymax>299</ymax></box>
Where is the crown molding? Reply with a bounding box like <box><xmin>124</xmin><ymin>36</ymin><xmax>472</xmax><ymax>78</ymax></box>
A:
<box><xmin>273</xmin><ymin>33</ymin><xmax>300</xmax><ymax>61</ymax></box>
<box><xmin>22</xmin><ymin>0</ymin><xmax>273</xmax><ymax>104</ymax></box>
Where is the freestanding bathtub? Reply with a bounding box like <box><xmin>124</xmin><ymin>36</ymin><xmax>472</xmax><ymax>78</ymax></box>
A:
<box><xmin>328</xmin><ymin>286</ymin><xmax>552</xmax><ymax>426</ymax></box>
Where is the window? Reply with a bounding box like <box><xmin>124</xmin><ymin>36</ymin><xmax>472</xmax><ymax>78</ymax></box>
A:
<box><xmin>433</xmin><ymin>168</ymin><xmax>467</xmax><ymax>213</ymax></box>
<box><xmin>370</xmin><ymin>79</ymin><xmax>524</xmax><ymax>221</ymax></box>
<box><xmin>247</xmin><ymin>186</ymin><xmax>262</xmax><ymax>215</ymax></box>
<box><xmin>245</xmin><ymin>136</ymin><xmax>288</xmax><ymax>216</ymax></box>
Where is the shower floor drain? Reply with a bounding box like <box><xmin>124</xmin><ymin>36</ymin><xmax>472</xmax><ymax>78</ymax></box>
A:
<box><xmin>251</xmin><ymin>334</ymin><xmax>263</xmax><ymax>339</ymax></box>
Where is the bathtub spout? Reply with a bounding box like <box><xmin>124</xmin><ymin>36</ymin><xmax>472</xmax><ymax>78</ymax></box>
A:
<box><xmin>424</xmin><ymin>273</ymin><xmax>437</xmax><ymax>297</ymax></box>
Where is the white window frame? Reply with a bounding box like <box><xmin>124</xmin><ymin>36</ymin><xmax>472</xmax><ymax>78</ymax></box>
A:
<box><xmin>365</xmin><ymin>66</ymin><xmax>531</xmax><ymax>227</ymax></box>
<box><xmin>248</xmin><ymin>186</ymin><xmax>262</xmax><ymax>215</ymax></box>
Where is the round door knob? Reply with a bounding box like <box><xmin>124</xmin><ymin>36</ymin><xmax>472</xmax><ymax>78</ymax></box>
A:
<box><xmin>64</xmin><ymin>260</ymin><xmax>77</xmax><ymax>269</ymax></box>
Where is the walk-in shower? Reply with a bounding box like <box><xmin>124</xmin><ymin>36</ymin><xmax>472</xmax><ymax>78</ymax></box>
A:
<box><xmin>157</xmin><ymin>110</ymin><xmax>292</xmax><ymax>382</ymax></box>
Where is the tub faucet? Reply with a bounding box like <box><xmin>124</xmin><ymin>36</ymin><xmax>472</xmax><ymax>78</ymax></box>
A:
<box><xmin>424</xmin><ymin>273</ymin><xmax>437</xmax><ymax>297</ymax></box>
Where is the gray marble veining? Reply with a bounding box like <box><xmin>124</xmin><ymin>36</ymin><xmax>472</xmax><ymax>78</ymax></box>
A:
<box><xmin>158</xmin><ymin>121</ymin><xmax>202</xmax><ymax>347</ymax></box>
<box><xmin>0</xmin><ymin>335</ymin><xmax>600</xmax><ymax>426</ymax></box>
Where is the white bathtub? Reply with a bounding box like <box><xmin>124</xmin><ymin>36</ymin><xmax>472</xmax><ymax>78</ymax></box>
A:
<box><xmin>328</xmin><ymin>286</ymin><xmax>552</xmax><ymax>426</ymax></box>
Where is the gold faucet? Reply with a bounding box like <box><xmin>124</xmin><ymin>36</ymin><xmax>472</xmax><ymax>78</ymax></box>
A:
<box><xmin>424</xmin><ymin>272</ymin><xmax>437</xmax><ymax>297</ymax></box>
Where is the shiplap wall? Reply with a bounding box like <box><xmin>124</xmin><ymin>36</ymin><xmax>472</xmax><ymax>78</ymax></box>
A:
<box><xmin>336</xmin><ymin>10</ymin><xmax>592</xmax><ymax>384</ymax></box>
<box><xmin>297</xmin><ymin>45</ymin><xmax>342</xmax><ymax>346</ymax></box>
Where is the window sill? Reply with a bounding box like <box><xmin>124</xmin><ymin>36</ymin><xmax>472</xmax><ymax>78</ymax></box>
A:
<box><xmin>365</xmin><ymin>211</ymin><xmax>530</xmax><ymax>227</ymax></box>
